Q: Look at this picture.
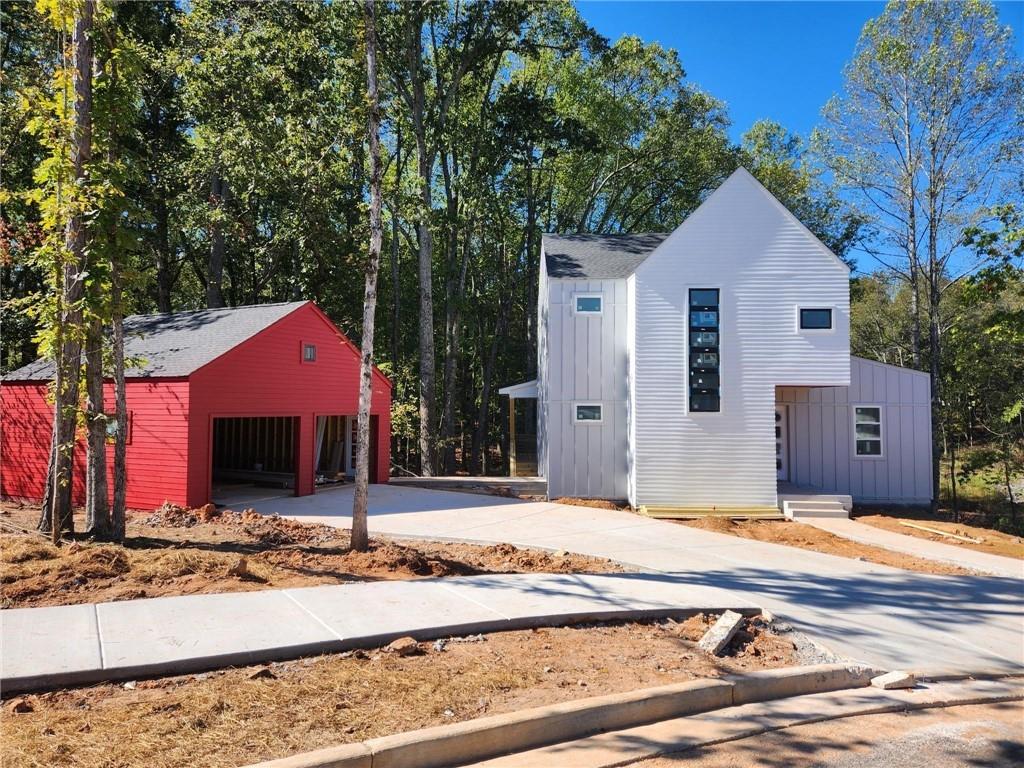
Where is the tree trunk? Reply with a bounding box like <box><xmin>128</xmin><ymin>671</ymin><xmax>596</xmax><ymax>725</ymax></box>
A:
<box><xmin>84</xmin><ymin>317</ymin><xmax>110</xmax><ymax>537</ymax></box>
<box><xmin>111</xmin><ymin>260</ymin><xmax>128</xmax><ymax>541</ymax></box>
<box><xmin>390</xmin><ymin>125</ymin><xmax>402</xmax><ymax>387</ymax></box>
<box><xmin>352</xmin><ymin>0</ymin><xmax>383</xmax><ymax>553</ymax></box>
<box><xmin>410</xmin><ymin>20</ymin><xmax>435</xmax><ymax>476</ymax></box>
<box><xmin>49</xmin><ymin>0</ymin><xmax>95</xmax><ymax>541</ymax></box>
<box><xmin>207</xmin><ymin>174</ymin><xmax>226</xmax><ymax>308</ymax></box>
<box><xmin>154</xmin><ymin>194</ymin><xmax>172</xmax><ymax>313</ymax></box>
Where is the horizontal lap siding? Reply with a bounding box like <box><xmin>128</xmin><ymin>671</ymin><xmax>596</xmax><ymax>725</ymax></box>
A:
<box><xmin>0</xmin><ymin>380</ymin><xmax>189</xmax><ymax>510</ymax></box>
<box><xmin>188</xmin><ymin>304</ymin><xmax>391</xmax><ymax>505</ymax></box>
<box><xmin>633</xmin><ymin>170</ymin><xmax>850</xmax><ymax>508</ymax></box>
<box><xmin>545</xmin><ymin>278</ymin><xmax>629</xmax><ymax>500</ymax></box>
<box><xmin>777</xmin><ymin>356</ymin><xmax>931</xmax><ymax>503</ymax></box>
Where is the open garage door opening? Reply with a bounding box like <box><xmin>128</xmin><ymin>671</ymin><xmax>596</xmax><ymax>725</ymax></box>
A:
<box><xmin>315</xmin><ymin>415</ymin><xmax>378</xmax><ymax>489</ymax></box>
<box><xmin>211</xmin><ymin>416</ymin><xmax>298</xmax><ymax>507</ymax></box>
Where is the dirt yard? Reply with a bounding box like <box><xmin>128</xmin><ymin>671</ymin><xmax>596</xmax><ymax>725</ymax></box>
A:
<box><xmin>1</xmin><ymin>614</ymin><xmax>797</xmax><ymax>768</ymax></box>
<box><xmin>678</xmin><ymin>517</ymin><xmax>975</xmax><ymax>576</ymax></box>
<box><xmin>0</xmin><ymin>502</ymin><xmax>622</xmax><ymax>609</ymax></box>
<box><xmin>854</xmin><ymin>510</ymin><xmax>1024</xmax><ymax>560</ymax></box>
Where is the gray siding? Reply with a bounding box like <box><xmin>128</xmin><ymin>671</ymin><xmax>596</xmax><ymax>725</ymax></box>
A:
<box><xmin>537</xmin><ymin>255</ymin><xmax>549</xmax><ymax>479</ymax></box>
<box><xmin>545</xmin><ymin>277</ymin><xmax>629</xmax><ymax>499</ymax></box>
<box><xmin>777</xmin><ymin>356</ymin><xmax>932</xmax><ymax>504</ymax></box>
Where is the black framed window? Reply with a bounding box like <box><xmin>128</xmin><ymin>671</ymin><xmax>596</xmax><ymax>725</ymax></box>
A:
<box><xmin>689</xmin><ymin>289</ymin><xmax>720</xmax><ymax>412</ymax></box>
<box><xmin>799</xmin><ymin>308</ymin><xmax>833</xmax><ymax>330</ymax></box>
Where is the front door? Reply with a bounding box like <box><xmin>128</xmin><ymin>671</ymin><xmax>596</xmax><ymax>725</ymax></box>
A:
<box><xmin>775</xmin><ymin>405</ymin><xmax>788</xmax><ymax>481</ymax></box>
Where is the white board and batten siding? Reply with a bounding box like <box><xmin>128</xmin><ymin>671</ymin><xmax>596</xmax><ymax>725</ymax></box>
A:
<box><xmin>631</xmin><ymin>168</ymin><xmax>851</xmax><ymax>509</ymax></box>
<box><xmin>778</xmin><ymin>357</ymin><xmax>932</xmax><ymax>504</ymax></box>
<box><xmin>541</xmin><ymin>273</ymin><xmax>630</xmax><ymax>500</ymax></box>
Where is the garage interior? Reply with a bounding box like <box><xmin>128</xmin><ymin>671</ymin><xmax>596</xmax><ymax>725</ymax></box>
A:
<box><xmin>211</xmin><ymin>416</ymin><xmax>298</xmax><ymax>505</ymax></box>
<box><xmin>315</xmin><ymin>414</ymin><xmax>378</xmax><ymax>486</ymax></box>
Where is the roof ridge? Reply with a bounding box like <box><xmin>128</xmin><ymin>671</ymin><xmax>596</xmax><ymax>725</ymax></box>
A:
<box><xmin>125</xmin><ymin>300</ymin><xmax>306</xmax><ymax>322</ymax></box>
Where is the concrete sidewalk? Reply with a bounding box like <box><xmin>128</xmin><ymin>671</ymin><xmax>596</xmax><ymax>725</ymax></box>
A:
<box><xmin>0</xmin><ymin>573</ymin><xmax>759</xmax><ymax>695</ymax></box>
<box><xmin>253</xmin><ymin>484</ymin><xmax>1024</xmax><ymax>674</ymax></box>
<box><xmin>803</xmin><ymin>517</ymin><xmax>1024</xmax><ymax>579</ymax></box>
<box><xmin>471</xmin><ymin>676</ymin><xmax>1024</xmax><ymax>767</ymax></box>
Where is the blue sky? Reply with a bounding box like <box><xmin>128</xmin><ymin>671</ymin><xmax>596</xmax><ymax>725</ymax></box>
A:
<box><xmin>577</xmin><ymin>1</ymin><xmax>1024</xmax><ymax>144</ymax></box>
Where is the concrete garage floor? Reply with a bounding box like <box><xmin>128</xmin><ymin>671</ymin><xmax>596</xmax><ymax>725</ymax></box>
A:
<box><xmin>250</xmin><ymin>484</ymin><xmax>1024</xmax><ymax>675</ymax></box>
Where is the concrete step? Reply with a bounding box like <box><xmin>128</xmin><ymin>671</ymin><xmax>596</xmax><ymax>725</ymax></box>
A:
<box><xmin>783</xmin><ymin>500</ymin><xmax>849</xmax><ymax>520</ymax></box>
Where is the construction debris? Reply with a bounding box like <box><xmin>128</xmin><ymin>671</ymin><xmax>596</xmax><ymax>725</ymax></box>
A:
<box><xmin>898</xmin><ymin>521</ymin><xmax>982</xmax><ymax>543</ymax></box>
<box><xmin>225</xmin><ymin>557</ymin><xmax>249</xmax><ymax>578</ymax></box>
<box><xmin>697</xmin><ymin>610</ymin><xmax>745</xmax><ymax>656</ymax></box>
<box><xmin>871</xmin><ymin>670</ymin><xmax>916</xmax><ymax>689</ymax></box>
<box><xmin>386</xmin><ymin>636</ymin><xmax>422</xmax><ymax>656</ymax></box>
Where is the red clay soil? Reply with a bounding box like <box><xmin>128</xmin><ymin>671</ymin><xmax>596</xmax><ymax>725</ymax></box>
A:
<box><xmin>854</xmin><ymin>511</ymin><xmax>1024</xmax><ymax>560</ymax></box>
<box><xmin>0</xmin><ymin>502</ymin><xmax>623</xmax><ymax>609</ymax></box>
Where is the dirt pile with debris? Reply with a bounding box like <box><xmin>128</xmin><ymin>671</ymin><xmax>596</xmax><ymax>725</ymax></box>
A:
<box><xmin>0</xmin><ymin>502</ymin><xmax>623</xmax><ymax>609</ymax></box>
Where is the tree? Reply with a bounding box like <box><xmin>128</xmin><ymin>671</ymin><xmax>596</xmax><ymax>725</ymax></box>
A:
<box><xmin>818</xmin><ymin>0</ymin><xmax>1023</xmax><ymax>507</ymax></box>
<box><xmin>351</xmin><ymin>0</ymin><xmax>383</xmax><ymax>553</ymax></box>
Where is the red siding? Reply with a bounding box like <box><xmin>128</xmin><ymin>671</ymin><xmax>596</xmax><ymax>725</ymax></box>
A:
<box><xmin>1</xmin><ymin>380</ymin><xmax>190</xmax><ymax>510</ymax></box>
<box><xmin>187</xmin><ymin>303</ymin><xmax>391</xmax><ymax>506</ymax></box>
<box><xmin>1</xmin><ymin>302</ymin><xmax>390</xmax><ymax>512</ymax></box>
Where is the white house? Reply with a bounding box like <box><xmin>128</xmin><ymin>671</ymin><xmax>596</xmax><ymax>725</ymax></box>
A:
<box><xmin>501</xmin><ymin>168</ymin><xmax>932</xmax><ymax>516</ymax></box>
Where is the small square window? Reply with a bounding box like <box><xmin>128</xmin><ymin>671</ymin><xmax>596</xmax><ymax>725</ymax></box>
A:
<box><xmin>800</xmin><ymin>308</ymin><xmax>833</xmax><ymax>330</ymax></box>
<box><xmin>574</xmin><ymin>404</ymin><xmax>603</xmax><ymax>423</ymax></box>
<box><xmin>574</xmin><ymin>295</ymin><xmax>602</xmax><ymax>314</ymax></box>
<box><xmin>303</xmin><ymin>343</ymin><xmax>317</xmax><ymax>362</ymax></box>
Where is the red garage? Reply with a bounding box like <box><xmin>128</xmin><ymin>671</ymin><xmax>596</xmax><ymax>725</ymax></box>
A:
<box><xmin>1</xmin><ymin>301</ymin><xmax>391</xmax><ymax>510</ymax></box>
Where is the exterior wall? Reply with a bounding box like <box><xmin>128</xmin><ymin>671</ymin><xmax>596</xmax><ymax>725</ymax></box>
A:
<box><xmin>187</xmin><ymin>303</ymin><xmax>391</xmax><ymax>507</ymax></box>
<box><xmin>777</xmin><ymin>356</ymin><xmax>932</xmax><ymax>504</ymax></box>
<box><xmin>544</xmin><ymin>276</ymin><xmax>630</xmax><ymax>500</ymax></box>
<box><xmin>626</xmin><ymin>274</ymin><xmax>637</xmax><ymax>507</ymax></box>
<box><xmin>632</xmin><ymin>169</ymin><xmax>851</xmax><ymax>508</ymax></box>
<box><xmin>0</xmin><ymin>380</ymin><xmax>190</xmax><ymax>509</ymax></box>
<box><xmin>536</xmin><ymin>253</ymin><xmax>549</xmax><ymax>480</ymax></box>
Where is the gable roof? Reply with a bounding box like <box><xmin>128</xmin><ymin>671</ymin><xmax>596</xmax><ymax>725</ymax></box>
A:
<box><xmin>543</xmin><ymin>233</ymin><xmax>670</xmax><ymax>279</ymax></box>
<box><xmin>4</xmin><ymin>301</ymin><xmax>306</xmax><ymax>381</ymax></box>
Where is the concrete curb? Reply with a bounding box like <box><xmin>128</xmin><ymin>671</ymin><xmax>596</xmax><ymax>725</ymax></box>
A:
<box><xmin>243</xmin><ymin>663</ymin><xmax>877</xmax><ymax>768</ymax></box>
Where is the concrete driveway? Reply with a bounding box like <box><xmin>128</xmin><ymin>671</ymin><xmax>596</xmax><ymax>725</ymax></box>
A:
<box><xmin>249</xmin><ymin>484</ymin><xmax>1024</xmax><ymax>675</ymax></box>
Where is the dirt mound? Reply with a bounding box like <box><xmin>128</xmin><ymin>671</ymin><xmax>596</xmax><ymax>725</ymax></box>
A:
<box><xmin>137</xmin><ymin>503</ymin><xmax>340</xmax><ymax>546</ymax></box>
<box><xmin>553</xmin><ymin>497</ymin><xmax>628</xmax><ymax>511</ymax></box>
<box><xmin>339</xmin><ymin>542</ymin><xmax>477</xmax><ymax>578</ymax></box>
<box><xmin>473</xmin><ymin>542</ymin><xmax>605</xmax><ymax>573</ymax></box>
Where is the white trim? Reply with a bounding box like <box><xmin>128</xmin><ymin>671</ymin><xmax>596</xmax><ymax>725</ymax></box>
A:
<box><xmin>796</xmin><ymin>305</ymin><xmax>835</xmax><ymax>334</ymax></box>
<box><xmin>572</xmin><ymin>293</ymin><xmax>604</xmax><ymax>315</ymax></box>
<box><xmin>852</xmin><ymin>404</ymin><xmax>884</xmax><ymax>459</ymax></box>
<box><xmin>573</xmin><ymin>402</ymin><xmax>604</xmax><ymax>424</ymax></box>
<box><xmin>498</xmin><ymin>379</ymin><xmax>538</xmax><ymax>399</ymax></box>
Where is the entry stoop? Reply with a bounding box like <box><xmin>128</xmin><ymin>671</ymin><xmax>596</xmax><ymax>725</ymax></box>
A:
<box><xmin>777</xmin><ymin>484</ymin><xmax>852</xmax><ymax>519</ymax></box>
<box><xmin>782</xmin><ymin>500</ymin><xmax>850</xmax><ymax>519</ymax></box>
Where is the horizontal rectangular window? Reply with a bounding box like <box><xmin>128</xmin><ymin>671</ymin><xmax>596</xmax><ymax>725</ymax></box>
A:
<box><xmin>688</xmin><ymin>288</ymin><xmax>720</xmax><ymax>413</ymax></box>
<box><xmin>854</xmin><ymin>406</ymin><xmax>882</xmax><ymax>456</ymax></box>
<box><xmin>574</xmin><ymin>404</ymin><xmax>603</xmax><ymax>423</ymax></box>
<box><xmin>574</xmin><ymin>295</ymin><xmax>602</xmax><ymax>314</ymax></box>
<box><xmin>689</xmin><ymin>310</ymin><xmax>718</xmax><ymax>328</ymax></box>
<box><xmin>800</xmin><ymin>308</ymin><xmax>833</xmax><ymax>330</ymax></box>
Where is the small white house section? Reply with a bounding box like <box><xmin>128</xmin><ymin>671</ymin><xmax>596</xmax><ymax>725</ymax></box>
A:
<box><xmin>505</xmin><ymin>167</ymin><xmax>933</xmax><ymax>511</ymax></box>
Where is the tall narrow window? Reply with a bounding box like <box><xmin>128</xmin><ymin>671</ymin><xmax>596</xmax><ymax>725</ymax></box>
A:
<box><xmin>689</xmin><ymin>289</ymin><xmax>720</xmax><ymax>412</ymax></box>
<box><xmin>854</xmin><ymin>406</ymin><xmax>883</xmax><ymax>456</ymax></box>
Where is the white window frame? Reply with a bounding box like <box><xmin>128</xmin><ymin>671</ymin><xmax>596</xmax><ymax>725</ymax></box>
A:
<box><xmin>572</xmin><ymin>293</ymin><xmax>603</xmax><ymax>316</ymax></box>
<box><xmin>573</xmin><ymin>402</ymin><xmax>604</xmax><ymax>424</ymax></box>
<box><xmin>852</xmin><ymin>404</ymin><xmax>884</xmax><ymax>459</ymax></box>
<box><xmin>796</xmin><ymin>305</ymin><xmax>836</xmax><ymax>334</ymax></box>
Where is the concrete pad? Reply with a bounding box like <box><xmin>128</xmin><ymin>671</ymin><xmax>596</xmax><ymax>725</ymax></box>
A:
<box><xmin>1</xmin><ymin>603</ymin><xmax>101</xmax><ymax>692</ymax></box>
<box><xmin>284</xmin><ymin>580</ymin><xmax>507</xmax><ymax>643</ymax></box>
<box><xmin>97</xmin><ymin>589</ymin><xmax>342</xmax><ymax>679</ymax></box>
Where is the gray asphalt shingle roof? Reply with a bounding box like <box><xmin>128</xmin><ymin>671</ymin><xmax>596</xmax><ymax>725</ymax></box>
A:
<box><xmin>543</xmin><ymin>232</ymin><xmax>670</xmax><ymax>279</ymax></box>
<box><xmin>3</xmin><ymin>301</ymin><xmax>306</xmax><ymax>381</ymax></box>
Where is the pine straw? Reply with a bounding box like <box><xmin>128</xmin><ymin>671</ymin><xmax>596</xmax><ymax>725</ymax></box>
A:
<box><xmin>2</xmin><ymin>618</ymin><xmax>796</xmax><ymax>768</ymax></box>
